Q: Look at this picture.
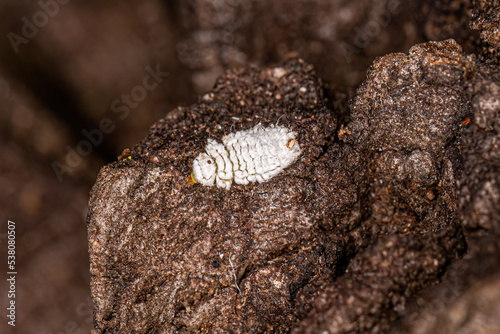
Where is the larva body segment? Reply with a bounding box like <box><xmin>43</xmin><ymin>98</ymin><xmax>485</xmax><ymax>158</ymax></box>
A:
<box><xmin>192</xmin><ymin>124</ymin><xmax>301</xmax><ymax>189</ymax></box>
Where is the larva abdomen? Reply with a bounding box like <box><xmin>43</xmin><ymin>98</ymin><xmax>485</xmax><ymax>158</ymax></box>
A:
<box><xmin>192</xmin><ymin>124</ymin><xmax>301</xmax><ymax>189</ymax></box>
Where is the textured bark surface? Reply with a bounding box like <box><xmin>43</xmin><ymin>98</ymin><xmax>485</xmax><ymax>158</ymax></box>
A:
<box><xmin>291</xmin><ymin>39</ymin><xmax>472</xmax><ymax>334</ymax></box>
<box><xmin>87</xmin><ymin>35</ymin><xmax>498</xmax><ymax>332</ymax></box>
<box><xmin>1</xmin><ymin>0</ymin><xmax>499</xmax><ymax>333</ymax></box>
<box><xmin>88</xmin><ymin>60</ymin><xmax>344</xmax><ymax>333</ymax></box>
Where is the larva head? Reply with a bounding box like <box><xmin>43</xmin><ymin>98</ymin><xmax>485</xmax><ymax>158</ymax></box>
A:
<box><xmin>192</xmin><ymin>153</ymin><xmax>216</xmax><ymax>186</ymax></box>
<box><xmin>286</xmin><ymin>138</ymin><xmax>297</xmax><ymax>151</ymax></box>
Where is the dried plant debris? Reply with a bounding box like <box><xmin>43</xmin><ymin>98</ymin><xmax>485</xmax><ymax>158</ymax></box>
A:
<box><xmin>88</xmin><ymin>39</ymin><xmax>499</xmax><ymax>333</ymax></box>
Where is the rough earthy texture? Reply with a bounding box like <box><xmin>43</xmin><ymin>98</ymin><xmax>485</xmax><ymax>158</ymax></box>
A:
<box><xmin>460</xmin><ymin>63</ymin><xmax>500</xmax><ymax>234</ymax></box>
<box><xmin>86</xmin><ymin>1</ymin><xmax>500</xmax><ymax>325</ymax></box>
<box><xmin>471</xmin><ymin>0</ymin><xmax>500</xmax><ymax>51</ymax></box>
<box><xmin>290</xmin><ymin>39</ymin><xmax>472</xmax><ymax>333</ymax></box>
<box><xmin>391</xmin><ymin>235</ymin><xmax>500</xmax><ymax>334</ymax></box>
<box><xmin>88</xmin><ymin>59</ymin><xmax>342</xmax><ymax>333</ymax></box>
<box><xmin>390</xmin><ymin>59</ymin><xmax>500</xmax><ymax>334</ymax></box>
<box><xmin>343</xmin><ymin>39</ymin><xmax>473</xmax><ymax>232</ymax></box>
<box><xmin>86</xmin><ymin>1</ymin><xmax>500</xmax><ymax>332</ymax></box>
<box><xmin>391</xmin><ymin>13</ymin><xmax>500</xmax><ymax>333</ymax></box>
<box><xmin>292</xmin><ymin>228</ymin><xmax>465</xmax><ymax>334</ymax></box>
<box><xmin>87</xmin><ymin>37</ymin><xmax>492</xmax><ymax>333</ymax></box>
<box><xmin>1</xmin><ymin>0</ymin><xmax>498</xmax><ymax>333</ymax></box>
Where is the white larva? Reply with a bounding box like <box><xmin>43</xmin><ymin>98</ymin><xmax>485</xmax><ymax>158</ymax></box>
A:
<box><xmin>191</xmin><ymin>124</ymin><xmax>301</xmax><ymax>189</ymax></box>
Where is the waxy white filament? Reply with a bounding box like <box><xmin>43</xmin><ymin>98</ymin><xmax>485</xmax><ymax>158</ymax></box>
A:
<box><xmin>192</xmin><ymin>124</ymin><xmax>301</xmax><ymax>189</ymax></box>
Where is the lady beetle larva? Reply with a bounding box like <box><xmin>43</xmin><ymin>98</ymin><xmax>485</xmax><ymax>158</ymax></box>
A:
<box><xmin>191</xmin><ymin>124</ymin><xmax>301</xmax><ymax>189</ymax></box>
